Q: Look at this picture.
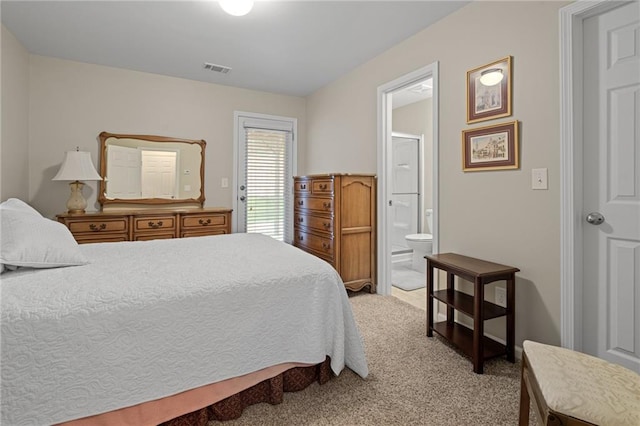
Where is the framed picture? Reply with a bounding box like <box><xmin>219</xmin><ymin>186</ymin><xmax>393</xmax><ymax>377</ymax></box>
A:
<box><xmin>466</xmin><ymin>56</ymin><xmax>512</xmax><ymax>124</ymax></box>
<box><xmin>462</xmin><ymin>121</ymin><xmax>519</xmax><ymax>171</ymax></box>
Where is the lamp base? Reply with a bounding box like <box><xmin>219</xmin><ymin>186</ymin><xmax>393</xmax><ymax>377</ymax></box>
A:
<box><xmin>66</xmin><ymin>181</ymin><xmax>87</xmax><ymax>214</ymax></box>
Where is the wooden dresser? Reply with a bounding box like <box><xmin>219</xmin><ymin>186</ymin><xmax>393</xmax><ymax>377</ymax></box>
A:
<box><xmin>57</xmin><ymin>208</ymin><xmax>232</xmax><ymax>244</ymax></box>
<box><xmin>293</xmin><ymin>174</ymin><xmax>376</xmax><ymax>293</ymax></box>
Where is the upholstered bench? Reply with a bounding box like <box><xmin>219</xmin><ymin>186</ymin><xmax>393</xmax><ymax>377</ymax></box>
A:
<box><xmin>519</xmin><ymin>340</ymin><xmax>640</xmax><ymax>426</ymax></box>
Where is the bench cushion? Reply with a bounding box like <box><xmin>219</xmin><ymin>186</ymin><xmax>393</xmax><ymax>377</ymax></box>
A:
<box><xmin>523</xmin><ymin>340</ymin><xmax>640</xmax><ymax>426</ymax></box>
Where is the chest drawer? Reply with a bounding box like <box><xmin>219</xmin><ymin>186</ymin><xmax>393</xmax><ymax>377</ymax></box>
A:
<box><xmin>294</xmin><ymin>213</ymin><xmax>333</xmax><ymax>233</ymax></box>
<box><xmin>312</xmin><ymin>179</ymin><xmax>334</xmax><ymax>194</ymax></box>
<box><xmin>294</xmin><ymin>229</ymin><xmax>334</xmax><ymax>257</ymax></box>
<box><xmin>294</xmin><ymin>196</ymin><xmax>333</xmax><ymax>212</ymax></box>
<box><xmin>67</xmin><ymin>218</ymin><xmax>128</xmax><ymax>234</ymax></box>
<box><xmin>294</xmin><ymin>180</ymin><xmax>311</xmax><ymax>193</ymax></box>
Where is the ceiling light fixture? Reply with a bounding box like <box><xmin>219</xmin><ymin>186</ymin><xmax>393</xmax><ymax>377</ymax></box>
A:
<box><xmin>479</xmin><ymin>68</ymin><xmax>504</xmax><ymax>86</ymax></box>
<box><xmin>219</xmin><ymin>0</ymin><xmax>254</xmax><ymax>17</ymax></box>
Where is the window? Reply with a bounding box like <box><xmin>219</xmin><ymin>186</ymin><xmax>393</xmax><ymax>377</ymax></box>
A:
<box><xmin>234</xmin><ymin>113</ymin><xmax>296</xmax><ymax>243</ymax></box>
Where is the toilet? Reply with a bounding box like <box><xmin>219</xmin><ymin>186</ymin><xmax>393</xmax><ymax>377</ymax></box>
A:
<box><xmin>405</xmin><ymin>209</ymin><xmax>433</xmax><ymax>273</ymax></box>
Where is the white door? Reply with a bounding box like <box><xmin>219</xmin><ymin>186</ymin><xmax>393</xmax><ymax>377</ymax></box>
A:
<box><xmin>105</xmin><ymin>145</ymin><xmax>141</xmax><ymax>199</ymax></box>
<box><xmin>234</xmin><ymin>113</ymin><xmax>296</xmax><ymax>242</ymax></box>
<box><xmin>582</xmin><ymin>1</ymin><xmax>640</xmax><ymax>372</ymax></box>
<box><xmin>141</xmin><ymin>150</ymin><xmax>177</xmax><ymax>199</ymax></box>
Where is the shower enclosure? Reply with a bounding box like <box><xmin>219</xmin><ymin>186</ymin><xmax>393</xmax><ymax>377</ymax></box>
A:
<box><xmin>391</xmin><ymin>133</ymin><xmax>422</xmax><ymax>255</ymax></box>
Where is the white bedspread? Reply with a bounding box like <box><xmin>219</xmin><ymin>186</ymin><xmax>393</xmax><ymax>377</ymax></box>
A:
<box><xmin>0</xmin><ymin>233</ymin><xmax>368</xmax><ymax>425</ymax></box>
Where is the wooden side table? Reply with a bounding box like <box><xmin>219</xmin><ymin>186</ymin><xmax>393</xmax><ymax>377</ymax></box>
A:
<box><xmin>425</xmin><ymin>253</ymin><xmax>519</xmax><ymax>374</ymax></box>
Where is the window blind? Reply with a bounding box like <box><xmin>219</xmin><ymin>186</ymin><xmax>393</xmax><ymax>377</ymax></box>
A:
<box><xmin>244</xmin><ymin>127</ymin><xmax>292</xmax><ymax>242</ymax></box>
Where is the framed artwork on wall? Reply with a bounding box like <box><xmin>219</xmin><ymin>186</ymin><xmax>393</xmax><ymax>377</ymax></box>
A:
<box><xmin>466</xmin><ymin>56</ymin><xmax>512</xmax><ymax>124</ymax></box>
<box><xmin>462</xmin><ymin>121</ymin><xmax>519</xmax><ymax>171</ymax></box>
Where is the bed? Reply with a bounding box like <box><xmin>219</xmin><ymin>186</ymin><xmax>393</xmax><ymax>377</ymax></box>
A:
<box><xmin>0</xmin><ymin>199</ymin><xmax>368</xmax><ymax>425</ymax></box>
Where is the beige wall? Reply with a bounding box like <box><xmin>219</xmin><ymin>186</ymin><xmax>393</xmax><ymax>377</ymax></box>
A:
<box><xmin>2</xmin><ymin>1</ymin><xmax>566</xmax><ymax>346</ymax></box>
<box><xmin>1</xmin><ymin>25</ymin><xmax>30</xmax><ymax>201</ymax></box>
<box><xmin>393</xmin><ymin>98</ymin><xmax>433</xmax><ymax>212</ymax></box>
<box><xmin>306</xmin><ymin>1</ymin><xmax>567</xmax><ymax>346</ymax></box>
<box><xmin>26</xmin><ymin>55</ymin><xmax>306</xmax><ymax>218</ymax></box>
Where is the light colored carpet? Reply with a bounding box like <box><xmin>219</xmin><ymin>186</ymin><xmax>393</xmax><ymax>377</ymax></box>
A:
<box><xmin>214</xmin><ymin>293</ymin><xmax>534</xmax><ymax>425</ymax></box>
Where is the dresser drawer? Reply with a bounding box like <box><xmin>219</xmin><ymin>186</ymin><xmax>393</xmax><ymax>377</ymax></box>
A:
<box><xmin>312</xmin><ymin>179</ymin><xmax>334</xmax><ymax>194</ymax></box>
<box><xmin>181</xmin><ymin>228</ymin><xmax>227</xmax><ymax>238</ymax></box>
<box><xmin>294</xmin><ymin>196</ymin><xmax>333</xmax><ymax>212</ymax></box>
<box><xmin>133</xmin><ymin>232</ymin><xmax>176</xmax><ymax>241</ymax></box>
<box><xmin>294</xmin><ymin>229</ymin><xmax>334</xmax><ymax>257</ymax></box>
<box><xmin>294</xmin><ymin>212</ymin><xmax>333</xmax><ymax>233</ymax></box>
<box><xmin>57</xmin><ymin>208</ymin><xmax>232</xmax><ymax>244</ymax></box>
<box><xmin>74</xmin><ymin>234</ymin><xmax>129</xmax><ymax>244</ymax></box>
<box><xmin>133</xmin><ymin>216</ymin><xmax>176</xmax><ymax>232</ymax></box>
<box><xmin>67</xmin><ymin>217</ymin><xmax>128</xmax><ymax>234</ymax></box>
<box><xmin>182</xmin><ymin>213</ymin><xmax>227</xmax><ymax>229</ymax></box>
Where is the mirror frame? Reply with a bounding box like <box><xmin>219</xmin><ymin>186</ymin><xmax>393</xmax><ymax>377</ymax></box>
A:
<box><xmin>98</xmin><ymin>131</ymin><xmax>206</xmax><ymax>207</ymax></box>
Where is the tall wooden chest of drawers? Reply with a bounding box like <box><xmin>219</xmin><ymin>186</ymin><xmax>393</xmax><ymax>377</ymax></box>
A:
<box><xmin>293</xmin><ymin>174</ymin><xmax>376</xmax><ymax>293</ymax></box>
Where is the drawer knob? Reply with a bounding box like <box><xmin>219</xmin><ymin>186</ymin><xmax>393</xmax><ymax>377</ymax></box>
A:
<box><xmin>319</xmin><ymin>184</ymin><xmax>327</xmax><ymax>190</ymax></box>
<box><xmin>323</xmin><ymin>222</ymin><xmax>331</xmax><ymax>229</ymax></box>
<box><xmin>198</xmin><ymin>218</ymin><xmax>211</xmax><ymax>226</ymax></box>
<box><xmin>297</xmin><ymin>200</ymin><xmax>304</xmax><ymax>206</ymax></box>
<box><xmin>297</xmin><ymin>217</ymin><xmax>304</xmax><ymax>223</ymax></box>
<box><xmin>322</xmin><ymin>242</ymin><xmax>331</xmax><ymax>250</ymax></box>
<box><xmin>301</xmin><ymin>184</ymin><xmax>306</xmax><ymax>189</ymax></box>
<box><xmin>148</xmin><ymin>221</ymin><xmax>163</xmax><ymax>229</ymax></box>
<box><xmin>298</xmin><ymin>235</ymin><xmax>304</xmax><ymax>241</ymax></box>
<box><xmin>323</xmin><ymin>202</ymin><xmax>331</xmax><ymax>209</ymax></box>
<box><xmin>89</xmin><ymin>223</ymin><xmax>107</xmax><ymax>232</ymax></box>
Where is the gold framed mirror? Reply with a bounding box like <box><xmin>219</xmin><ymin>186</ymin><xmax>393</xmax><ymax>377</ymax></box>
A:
<box><xmin>98</xmin><ymin>132</ymin><xmax>206</xmax><ymax>207</ymax></box>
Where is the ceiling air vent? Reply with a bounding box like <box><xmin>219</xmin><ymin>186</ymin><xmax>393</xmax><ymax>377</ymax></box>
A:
<box><xmin>203</xmin><ymin>62</ymin><xmax>231</xmax><ymax>74</ymax></box>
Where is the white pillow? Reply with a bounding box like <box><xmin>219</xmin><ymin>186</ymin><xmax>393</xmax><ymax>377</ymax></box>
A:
<box><xmin>0</xmin><ymin>198</ymin><xmax>43</xmax><ymax>217</ymax></box>
<box><xmin>0</xmin><ymin>208</ymin><xmax>88</xmax><ymax>269</ymax></box>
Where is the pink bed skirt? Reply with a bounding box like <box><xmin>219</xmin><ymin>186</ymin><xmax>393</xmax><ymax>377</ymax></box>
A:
<box><xmin>56</xmin><ymin>358</ymin><xmax>332</xmax><ymax>426</ymax></box>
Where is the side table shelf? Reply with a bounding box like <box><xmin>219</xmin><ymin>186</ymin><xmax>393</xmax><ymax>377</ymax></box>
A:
<box><xmin>426</xmin><ymin>253</ymin><xmax>520</xmax><ymax>374</ymax></box>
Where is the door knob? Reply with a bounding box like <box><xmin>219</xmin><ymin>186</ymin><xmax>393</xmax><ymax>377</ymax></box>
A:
<box><xmin>586</xmin><ymin>212</ymin><xmax>605</xmax><ymax>225</ymax></box>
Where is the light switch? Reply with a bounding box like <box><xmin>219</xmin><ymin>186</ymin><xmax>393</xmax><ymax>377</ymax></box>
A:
<box><xmin>532</xmin><ymin>168</ymin><xmax>548</xmax><ymax>190</ymax></box>
<box><xmin>221</xmin><ymin>178</ymin><xmax>229</xmax><ymax>188</ymax></box>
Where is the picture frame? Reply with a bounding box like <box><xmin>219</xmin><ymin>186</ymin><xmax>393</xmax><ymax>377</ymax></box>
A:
<box><xmin>462</xmin><ymin>121</ymin><xmax>519</xmax><ymax>171</ymax></box>
<box><xmin>466</xmin><ymin>56</ymin><xmax>512</xmax><ymax>124</ymax></box>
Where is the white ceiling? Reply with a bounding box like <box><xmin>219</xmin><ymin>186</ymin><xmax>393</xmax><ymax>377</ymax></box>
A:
<box><xmin>1</xmin><ymin>0</ymin><xmax>468</xmax><ymax>97</ymax></box>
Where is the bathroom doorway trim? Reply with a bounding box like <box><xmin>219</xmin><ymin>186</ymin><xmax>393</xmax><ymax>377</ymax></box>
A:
<box><xmin>377</xmin><ymin>62</ymin><xmax>439</xmax><ymax>296</ymax></box>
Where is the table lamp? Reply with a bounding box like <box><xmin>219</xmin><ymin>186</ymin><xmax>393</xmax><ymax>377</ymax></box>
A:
<box><xmin>52</xmin><ymin>148</ymin><xmax>102</xmax><ymax>214</ymax></box>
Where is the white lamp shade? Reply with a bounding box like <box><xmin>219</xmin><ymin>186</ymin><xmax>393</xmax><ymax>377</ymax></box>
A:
<box><xmin>52</xmin><ymin>151</ymin><xmax>102</xmax><ymax>181</ymax></box>
<box><xmin>219</xmin><ymin>0</ymin><xmax>254</xmax><ymax>16</ymax></box>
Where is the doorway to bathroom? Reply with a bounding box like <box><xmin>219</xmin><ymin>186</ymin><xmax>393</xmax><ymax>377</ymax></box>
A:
<box><xmin>389</xmin><ymin>86</ymin><xmax>433</xmax><ymax>309</ymax></box>
<box><xmin>376</xmin><ymin>62</ymin><xmax>439</xmax><ymax>310</ymax></box>
<box><xmin>391</xmin><ymin>131</ymin><xmax>431</xmax><ymax>297</ymax></box>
